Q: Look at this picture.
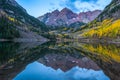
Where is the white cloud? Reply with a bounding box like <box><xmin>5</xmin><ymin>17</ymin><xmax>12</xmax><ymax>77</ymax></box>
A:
<box><xmin>60</xmin><ymin>0</ymin><xmax>112</xmax><ymax>13</ymax></box>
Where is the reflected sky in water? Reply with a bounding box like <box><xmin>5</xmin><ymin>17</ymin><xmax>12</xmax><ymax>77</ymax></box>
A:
<box><xmin>14</xmin><ymin>61</ymin><xmax>110</xmax><ymax>80</ymax></box>
<box><xmin>1</xmin><ymin>42</ymin><xmax>119</xmax><ymax>80</ymax></box>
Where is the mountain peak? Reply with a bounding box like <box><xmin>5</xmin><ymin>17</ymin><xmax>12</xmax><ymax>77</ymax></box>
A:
<box><xmin>61</xmin><ymin>7</ymin><xmax>72</xmax><ymax>13</ymax></box>
<box><xmin>38</xmin><ymin>9</ymin><xmax>101</xmax><ymax>26</ymax></box>
<box><xmin>51</xmin><ymin>9</ymin><xmax>60</xmax><ymax>14</ymax></box>
<box><xmin>62</xmin><ymin>7</ymin><xmax>70</xmax><ymax>10</ymax></box>
<box><xmin>59</xmin><ymin>7</ymin><xmax>77</xmax><ymax>19</ymax></box>
<box><xmin>52</xmin><ymin>9</ymin><xmax>59</xmax><ymax>12</ymax></box>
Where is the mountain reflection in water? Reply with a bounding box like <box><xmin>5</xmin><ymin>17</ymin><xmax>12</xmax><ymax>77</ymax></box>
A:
<box><xmin>0</xmin><ymin>42</ymin><xmax>120</xmax><ymax>80</ymax></box>
<box><xmin>14</xmin><ymin>61</ymin><xmax>109</xmax><ymax>80</ymax></box>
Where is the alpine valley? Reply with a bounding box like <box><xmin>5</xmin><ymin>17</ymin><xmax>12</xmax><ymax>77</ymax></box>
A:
<box><xmin>0</xmin><ymin>0</ymin><xmax>120</xmax><ymax>80</ymax></box>
<box><xmin>0</xmin><ymin>0</ymin><xmax>119</xmax><ymax>42</ymax></box>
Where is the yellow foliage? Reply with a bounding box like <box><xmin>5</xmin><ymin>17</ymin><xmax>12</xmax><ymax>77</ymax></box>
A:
<box><xmin>81</xmin><ymin>19</ymin><xmax>120</xmax><ymax>38</ymax></box>
<box><xmin>8</xmin><ymin>16</ymin><xmax>15</xmax><ymax>22</ymax></box>
<box><xmin>63</xmin><ymin>34</ymin><xmax>68</xmax><ymax>36</ymax></box>
<box><xmin>57</xmin><ymin>34</ymin><xmax>63</xmax><ymax>37</ymax></box>
<box><xmin>63</xmin><ymin>28</ymin><xmax>67</xmax><ymax>30</ymax></box>
<box><xmin>82</xmin><ymin>44</ymin><xmax>120</xmax><ymax>63</ymax></box>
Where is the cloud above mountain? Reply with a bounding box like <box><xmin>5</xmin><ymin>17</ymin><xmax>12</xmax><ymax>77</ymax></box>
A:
<box><xmin>59</xmin><ymin>0</ymin><xmax>111</xmax><ymax>13</ymax></box>
<box><xmin>16</xmin><ymin>0</ymin><xmax>111</xmax><ymax>17</ymax></box>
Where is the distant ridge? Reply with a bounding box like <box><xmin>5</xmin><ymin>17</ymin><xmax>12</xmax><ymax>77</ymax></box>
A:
<box><xmin>38</xmin><ymin>8</ymin><xmax>101</xmax><ymax>27</ymax></box>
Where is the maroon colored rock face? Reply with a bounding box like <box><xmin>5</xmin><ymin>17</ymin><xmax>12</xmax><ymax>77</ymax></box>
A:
<box><xmin>38</xmin><ymin>8</ymin><xmax>102</xmax><ymax>27</ymax></box>
<box><xmin>78</xmin><ymin>10</ymin><xmax>102</xmax><ymax>23</ymax></box>
<box><xmin>38</xmin><ymin>53</ymin><xmax>100</xmax><ymax>71</ymax></box>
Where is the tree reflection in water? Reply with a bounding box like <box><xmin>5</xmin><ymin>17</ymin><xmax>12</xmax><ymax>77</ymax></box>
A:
<box><xmin>0</xmin><ymin>42</ymin><xmax>119</xmax><ymax>80</ymax></box>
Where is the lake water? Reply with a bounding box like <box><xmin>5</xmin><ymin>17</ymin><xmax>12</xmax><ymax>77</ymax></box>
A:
<box><xmin>0</xmin><ymin>42</ymin><xmax>120</xmax><ymax>80</ymax></box>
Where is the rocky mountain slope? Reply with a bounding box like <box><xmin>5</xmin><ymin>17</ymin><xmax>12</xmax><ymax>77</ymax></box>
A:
<box><xmin>0</xmin><ymin>0</ymin><xmax>48</xmax><ymax>41</ymax></box>
<box><xmin>77</xmin><ymin>0</ymin><xmax>120</xmax><ymax>39</ymax></box>
<box><xmin>38</xmin><ymin>8</ymin><xmax>101</xmax><ymax>27</ymax></box>
<box><xmin>97</xmin><ymin>0</ymin><xmax>120</xmax><ymax>21</ymax></box>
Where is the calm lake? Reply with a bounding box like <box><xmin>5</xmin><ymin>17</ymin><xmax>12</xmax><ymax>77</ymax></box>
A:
<box><xmin>0</xmin><ymin>42</ymin><xmax>120</xmax><ymax>80</ymax></box>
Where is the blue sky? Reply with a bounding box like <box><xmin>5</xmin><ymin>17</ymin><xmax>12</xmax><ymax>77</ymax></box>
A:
<box><xmin>16</xmin><ymin>0</ymin><xmax>111</xmax><ymax>17</ymax></box>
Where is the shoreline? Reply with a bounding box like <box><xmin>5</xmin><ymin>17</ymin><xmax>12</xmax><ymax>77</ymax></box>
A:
<box><xmin>0</xmin><ymin>38</ymin><xmax>49</xmax><ymax>42</ymax></box>
<box><xmin>0</xmin><ymin>38</ymin><xmax>120</xmax><ymax>44</ymax></box>
<box><xmin>77</xmin><ymin>38</ymin><xmax>120</xmax><ymax>44</ymax></box>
